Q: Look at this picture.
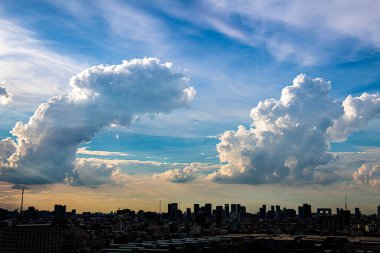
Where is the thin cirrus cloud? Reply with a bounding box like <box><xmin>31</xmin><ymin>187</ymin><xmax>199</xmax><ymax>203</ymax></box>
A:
<box><xmin>0</xmin><ymin>58</ymin><xmax>195</xmax><ymax>186</ymax></box>
<box><xmin>0</xmin><ymin>18</ymin><xmax>86</xmax><ymax>102</ymax></box>
<box><xmin>197</xmin><ymin>0</ymin><xmax>380</xmax><ymax>64</ymax></box>
<box><xmin>207</xmin><ymin>74</ymin><xmax>380</xmax><ymax>185</ymax></box>
<box><xmin>76</xmin><ymin>147</ymin><xmax>129</xmax><ymax>158</ymax></box>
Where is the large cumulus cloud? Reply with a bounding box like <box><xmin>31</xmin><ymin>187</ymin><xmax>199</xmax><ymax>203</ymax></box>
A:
<box><xmin>352</xmin><ymin>164</ymin><xmax>380</xmax><ymax>186</ymax></box>
<box><xmin>329</xmin><ymin>93</ymin><xmax>380</xmax><ymax>141</ymax></box>
<box><xmin>209</xmin><ymin>74</ymin><xmax>380</xmax><ymax>184</ymax></box>
<box><xmin>0</xmin><ymin>58</ymin><xmax>195</xmax><ymax>185</ymax></box>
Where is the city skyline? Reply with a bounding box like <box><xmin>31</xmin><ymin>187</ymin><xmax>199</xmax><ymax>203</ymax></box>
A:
<box><xmin>1</xmin><ymin>1</ymin><xmax>380</xmax><ymax>213</ymax></box>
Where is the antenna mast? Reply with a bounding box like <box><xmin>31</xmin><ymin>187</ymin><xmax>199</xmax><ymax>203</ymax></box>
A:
<box><xmin>345</xmin><ymin>195</ymin><xmax>347</xmax><ymax>210</ymax></box>
<box><xmin>20</xmin><ymin>186</ymin><xmax>24</xmax><ymax>221</ymax></box>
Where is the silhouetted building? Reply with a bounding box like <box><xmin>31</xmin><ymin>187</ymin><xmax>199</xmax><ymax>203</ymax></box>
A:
<box><xmin>215</xmin><ymin>206</ymin><xmax>223</xmax><ymax>225</ymax></box>
<box><xmin>0</xmin><ymin>208</ymin><xmax>8</xmax><ymax>221</ymax></box>
<box><xmin>0</xmin><ymin>224</ymin><xmax>62</xmax><ymax>253</ymax></box>
<box><xmin>298</xmin><ymin>203</ymin><xmax>311</xmax><ymax>219</ymax></box>
<box><xmin>337</xmin><ymin>208</ymin><xmax>351</xmax><ymax>231</ymax></box>
<box><xmin>205</xmin><ymin>203</ymin><xmax>212</xmax><ymax>217</ymax></box>
<box><xmin>231</xmin><ymin>204</ymin><xmax>237</xmax><ymax>213</ymax></box>
<box><xmin>283</xmin><ymin>208</ymin><xmax>296</xmax><ymax>218</ymax></box>
<box><xmin>54</xmin><ymin>204</ymin><xmax>66</xmax><ymax>220</ymax></box>
<box><xmin>224</xmin><ymin>204</ymin><xmax>229</xmax><ymax>218</ymax></box>
<box><xmin>317</xmin><ymin>208</ymin><xmax>332</xmax><ymax>216</ymax></box>
<box><xmin>240</xmin><ymin>206</ymin><xmax>246</xmax><ymax>218</ymax></box>
<box><xmin>195</xmin><ymin>213</ymin><xmax>206</xmax><ymax>226</ymax></box>
<box><xmin>320</xmin><ymin>216</ymin><xmax>343</xmax><ymax>233</ymax></box>
<box><xmin>25</xmin><ymin>206</ymin><xmax>37</xmax><ymax>220</ymax></box>
<box><xmin>355</xmin><ymin>207</ymin><xmax>361</xmax><ymax>218</ymax></box>
<box><xmin>194</xmin><ymin>204</ymin><xmax>200</xmax><ymax>214</ymax></box>
<box><xmin>259</xmin><ymin>205</ymin><xmax>266</xmax><ymax>218</ymax></box>
<box><xmin>167</xmin><ymin>203</ymin><xmax>178</xmax><ymax>220</ymax></box>
<box><xmin>378</xmin><ymin>205</ymin><xmax>380</xmax><ymax>219</ymax></box>
<box><xmin>186</xmin><ymin>208</ymin><xmax>191</xmax><ymax>218</ymax></box>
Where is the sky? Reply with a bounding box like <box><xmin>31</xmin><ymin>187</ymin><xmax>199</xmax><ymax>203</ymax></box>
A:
<box><xmin>1</xmin><ymin>0</ymin><xmax>380</xmax><ymax>214</ymax></box>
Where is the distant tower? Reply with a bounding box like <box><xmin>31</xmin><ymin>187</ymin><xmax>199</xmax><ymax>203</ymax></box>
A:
<box><xmin>345</xmin><ymin>196</ymin><xmax>347</xmax><ymax>210</ymax></box>
<box><xmin>19</xmin><ymin>186</ymin><xmax>24</xmax><ymax>221</ymax></box>
<box><xmin>159</xmin><ymin>200</ymin><xmax>161</xmax><ymax>214</ymax></box>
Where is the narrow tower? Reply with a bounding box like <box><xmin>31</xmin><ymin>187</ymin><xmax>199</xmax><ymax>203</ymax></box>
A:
<box><xmin>19</xmin><ymin>186</ymin><xmax>24</xmax><ymax>221</ymax></box>
<box><xmin>345</xmin><ymin>195</ymin><xmax>347</xmax><ymax>210</ymax></box>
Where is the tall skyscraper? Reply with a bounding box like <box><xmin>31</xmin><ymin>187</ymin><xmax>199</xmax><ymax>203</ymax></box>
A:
<box><xmin>298</xmin><ymin>203</ymin><xmax>311</xmax><ymax>218</ymax></box>
<box><xmin>377</xmin><ymin>205</ymin><xmax>380</xmax><ymax>219</ymax></box>
<box><xmin>259</xmin><ymin>205</ymin><xmax>266</xmax><ymax>218</ymax></box>
<box><xmin>54</xmin><ymin>204</ymin><xmax>66</xmax><ymax>220</ymax></box>
<box><xmin>224</xmin><ymin>204</ymin><xmax>230</xmax><ymax>218</ymax></box>
<box><xmin>205</xmin><ymin>203</ymin><xmax>212</xmax><ymax>217</ymax></box>
<box><xmin>194</xmin><ymin>204</ymin><xmax>200</xmax><ymax>214</ymax></box>
<box><xmin>231</xmin><ymin>204</ymin><xmax>237</xmax><ymax>214</ymax></box>
<box><xmin>167</xmin><ymin>203</ymin><xmax>178</xmax><ymax>220</ymax></box>
<box><xmin>215</xmin><ymin>206</ymin><xmax>223</xmax><ymax>225</ymax></box>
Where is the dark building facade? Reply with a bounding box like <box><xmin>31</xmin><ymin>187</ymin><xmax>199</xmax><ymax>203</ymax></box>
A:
<box><xmin>0</xmin><ymin>224</ymin><xmax>62</xmax><ymax>253</ymax></box>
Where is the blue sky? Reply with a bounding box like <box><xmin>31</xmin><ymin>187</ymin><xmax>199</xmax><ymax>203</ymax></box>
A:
<box><xmin>1</xmin><ymin>0</ymin><xmax>380</xmax><ymax>213</ymax></box>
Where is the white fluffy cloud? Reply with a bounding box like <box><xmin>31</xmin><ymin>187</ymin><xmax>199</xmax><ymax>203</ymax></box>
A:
<box><xmin>353</xmin><ymin>164</ymin><xmax>380</xmax><ymax>186</ymax></box>
<box><xmin>0</xmin><ymin>82</ymin><xmax>11</xmax><ymax>104</ymax></box>
<box><xmin>0</xmin><ymin>58</ymin><xmax>195</xmax><ymax>185</ymax></box>
<box><xmin>329</xmin><ymin>93</ymin><xmax>380</xmax><ymax>141</ymax></box>
<box><xmin>209</xmin><ymin>74</ymin><xmax>380</xmax><ymax>184</ymax></box>
<box><xmin>155</xmin><ymin>163</ymin><xmax>220</xmax><ymax>183</ymax></box>
<box><xmin>155</xmin><ymin>165</ymin><xmax>198</xmax><ymax>183</ymax></box>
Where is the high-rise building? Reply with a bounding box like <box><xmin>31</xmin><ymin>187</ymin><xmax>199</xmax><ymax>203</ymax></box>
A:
<box><xmin>231</xmin><ymin>204</ymin><xmax>237</xmax><ymax>214</ymax></box>
<box><xmin>167</xmin><ymin>203</ymin><xmax>178</xmax><ymax>220</ymax></box>
<box><xmin>377</xmin><ymin>205</ymin><xmax>380</xmax><ymax>219</ymax></box>
<box><xmin>215</xmin><ymin>206</ymin><xmax>223</xmax><ymax>225</ymax></box>
<box><xmin>194</xmin><ymin>204</ymin><xmax>200</xmax><ymax>214</ymax></box>
<box><xmin>54</xmin><ymin>204</ymin><xmax>66</xmax><ymax>220</ymax></box>
<box><xmin>224</xmin><ymin>204</ymin><xmax>229</xmax><ymax>218</ymax></box>
<box><xmin>205</xmin><ymin>203</ymin><xmax>212</xmax><ymax>217</ymax></box>
<box><xmin>298</xmin><ymin>203</ymin><xmax>311</xmax><ymax>219</ymax></box>
<box><xmin>354</xmin><ymin>208</ymin><xmax>361</xmax><ymax>218</ymax></box>
<box><xmin>186</xmin><ymin>208</ymin><xmax>191</xmax><ymax>218</ymax></box>
<box><xmin>259</xmin><ymin>205</ymin><xmax>266</xmax><ymax>218</ymax></box>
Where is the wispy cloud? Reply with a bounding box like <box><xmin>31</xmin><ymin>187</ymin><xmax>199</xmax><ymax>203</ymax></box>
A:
<box><xmin>0</xmin><ymin>18</ymin><xmax>87</xmax><ymax>104</ymax></box>
<box><xmin>77</xmin><ymin>147</ymin><xmax>129</xmax><ymax>157</ymax></box>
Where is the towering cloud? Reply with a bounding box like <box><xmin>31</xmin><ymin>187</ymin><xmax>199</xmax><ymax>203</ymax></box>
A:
<box><xmin>0</xmin><ymin>58</ymin><xmax>195</xmax><ymax>185</ymax></box>
<box><xmin>0</xmin><ymin>82</ymin><xmax>12</xmax><ymax>104</ymax></box>
<box><xmin>208</xmin><ymin>74</ymin><xmax>380</xmax><ymax>184</ymax></box>
<box><xmin>353</xmin><ymin>164</ymin><xmax>380</xmax><ymax>186</ymax></box>
<box><xmin>329</xmin><ymin>93</ymin><xmax>380</xmax><ymax>141</ymax></box>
